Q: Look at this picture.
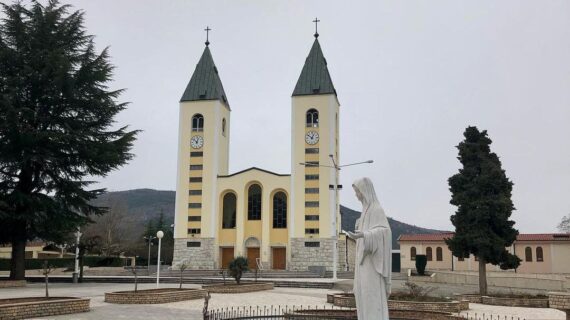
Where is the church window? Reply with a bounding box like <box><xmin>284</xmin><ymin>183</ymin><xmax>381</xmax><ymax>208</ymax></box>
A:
<box><xmin>305</xmin><ymin>148</ymin><xmax>319</xmax><ymax>154</ymax></box>
<box><xmin>426</xmin><ymin>247</ymin><xmax>433</xmax><ymax>261</ymax></box>
<box><xmin>305</xmin><ymin>241</ymin><xmax>320</xmax><ymax>247</ymax></box>
<box><xmin>188</xmin><ymin>228</ymin><xmax>201</xmax><ymax>234</ymax></box>
<box><xmin>305</xmin><ymin>215</ymin><xmax>319</xmax><ymax>221</ymax></box>
<box><xmin>192</xmin><ymin>114</ymin><xmax>204</xmax><ymax>132</ymax></box>
<box><xmin>305</xmin><ymin>228</ymin><xmax>319</xmax><ymax>234</ymax></box>
<box><xmin>305</xmin><ymin>201</ymin><xmax>319</xmax><ymax>207</ymax></box>
<box><xmin>189</xmin><ymin>177</ymin><xmax>202</xmax><ymax>183</ymax></box>
<box><xmin>525</xmin><ymin>247</ymin><xmax>533</xmax><ymax>262</ymax></box>
<box><xmin>305</xmin><ymin>174</ymin><xmax>319</xmax><ymax>180</ymax></box>
<box><xmin>189</xmin><ymin>190</ymin><xmax>202</xmax><ymax>195</ymax></box>
<box><xmin>436</xmin><ymin>247</ymin><xmax>443</xmax><ymax>261</ymax></box>
<box><xmin>305</xmin><ymin>188</ymin><xmax>319</xmax><ymax>194</ymax></box>
<box><xmin>222</xmin><ymin>193</ymin><xmax>237</xmax><ymax>229</ymax></box>
<box><xmin>410</xmin><ymin>247</ymin><xmax>417</xmax><ymax>261</ymax></box>
<box><xmin>306</xmin><ymin>109</ymin><xmax>319</xmax><ymax>127</ymax></box>
<box><xmin>273</xmin><ymin>192</ymin><xmax>287</xmax><ymax>228</ymax></box>
<box><xmin>536</xmin><ymin>247</ymin><xmax>544</xmax><ymax>262</ymax></box>
<box><xmin>190</xmin><ymin>152</ymin><xmax>203</xmax><ymax>157</ymax></box>
<box><xmin>188</xmin><ymin>203</ymin><xmax>201</xmax><ymax>209</ymax></box>
<box><xmin>247</xmin><ymin>184</ymin><xmax>262</xmax><ymax>220</ymax></box>
<box><xmin>190</xmin><ymin>165</ymin><xmax>203</xmax><ymax>170</ymax></box>
<box><xmin>305</xmin><ymin>161</ymin><xmax>319</xmax><ymax>167</ymax></box>
<box><xmin>222</xmin><ymin>118</ymin><xmax>226</xmax><ymax>136</ymax></box>
<box><xmin>188</xmin><ymin>216</ymin><xmax>201</xmax><ymax>221</ymax></box>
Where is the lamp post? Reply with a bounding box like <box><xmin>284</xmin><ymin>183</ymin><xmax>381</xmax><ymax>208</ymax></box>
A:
<box><xmin>73</xmin><ymin>228</ymin><xmax>82</xmax><ymax>284</ymax></box>
<box><xmin>144</xmin><ymin>235</ymin><xmax>155</xmax><ymax>274</ymax></box>
<box><xmin>300</xmin><ymin>157</ymin><xmax>373</xmax><ymax>281</ymax></box>
<box><xmin>156</xmin><ymin>230</ymin><xmax>164</xmax><ymax>288</ymax></box>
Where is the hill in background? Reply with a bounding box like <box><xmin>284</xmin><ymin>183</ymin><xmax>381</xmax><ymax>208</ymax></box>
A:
<box><xmin>94</xmin><ymin>189</ymin><xmax>444</xmax><ymax>249</ymax></box>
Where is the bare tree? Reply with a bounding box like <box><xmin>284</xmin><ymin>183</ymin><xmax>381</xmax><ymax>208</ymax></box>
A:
<box><xmin>177</xmin><ymin>259</ymin><xmax>190</xmax><ymax>289</ymax></box>
<box><xmin>83</xmin><ymin>198</ymin><xmax>128</xmax><ymax>256</ymax></box>
<box><xmin>42</xmin><ymin>260</ymin><xmax>54</xmax><ymax>298</ymax></box>
<box><xmin>128</xmin><ymin>265</ymin><xmax>139</xmax><ymax>293</ymax></box>
<box><xmin>558</xmin><ymin>214</ymin><xmax>570</xmax><ymax>233</ymax></box>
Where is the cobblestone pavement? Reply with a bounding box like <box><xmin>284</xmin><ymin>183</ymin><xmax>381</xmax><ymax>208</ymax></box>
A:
<box><xmin>0</xmin><ymin>281</ymin><xmax>566</xmax><ymax>319</ymax></box>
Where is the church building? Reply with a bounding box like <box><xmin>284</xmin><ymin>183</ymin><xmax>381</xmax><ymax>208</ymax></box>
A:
<box><xmin>173</xmin><ymin>29</ymin><xmax>346</xmax><ymax>271</ymax></box>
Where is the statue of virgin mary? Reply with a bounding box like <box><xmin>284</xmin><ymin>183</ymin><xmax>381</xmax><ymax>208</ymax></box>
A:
<box><xmin>347</xmin><ymin>177</ymin><xmax>392</xmax><ymax>320</ymax></box>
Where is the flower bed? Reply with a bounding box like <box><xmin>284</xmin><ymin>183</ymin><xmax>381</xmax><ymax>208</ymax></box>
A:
<box><xmin>0</xmin><ymin>297</ymin><xmax>89</xmax><ymax>320</ymax></box>
<box><xmin>202</xmin><ymin>282</ymin><xmax>273</xmax><ymax>294</ymax></box>
<box><xmin>0</xmin><ymin>280</ymin><xmax>25</xmax><ymax>288</ymax></box>
<box><xmin>104</xmin><ymin>288</ymin><xmax>207</xmax><ymax>304</ymax></box>
<box><xmin>458</xmin><ymin>294</ymin><xmax>549</xmax><ymax>308</ymax></box>
<box><xmin>549</xmin><ymin>292</ymin><xmax>570</xmax><ymax>319</ymax></box>
<box><xmin>330</xmin><ymin>293</ymin><xmax>468</xmax><ymax>313</ymax></box>
<box><xmin>285</xmin><ymin>308</ymin><xmax>465</xmax><ymax>320</ymax></box>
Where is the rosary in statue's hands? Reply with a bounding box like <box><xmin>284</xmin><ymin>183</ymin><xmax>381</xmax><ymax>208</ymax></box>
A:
<box><xmin>346</xmin><ymin>230</ymin><xmax>364</xmax><ymax>240</ymax></box>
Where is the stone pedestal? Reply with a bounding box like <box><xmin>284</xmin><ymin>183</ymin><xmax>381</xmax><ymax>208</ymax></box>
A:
<box><xmin>548</xmin><ymin>292</ymin><xmax>570</xmax><ymax>320</ymax></box>
<box><xmin>289</xmin><ymin>238</ymin><xmax>346</xmax><ymax>271</ymax></box>
<box><xmin>173</xmin><ymin>238</ymin><xmax>216</xmax><ymax>269</ymax></box>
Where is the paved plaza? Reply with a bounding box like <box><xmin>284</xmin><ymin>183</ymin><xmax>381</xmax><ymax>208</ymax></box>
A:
<box><xmin>0</xmin><ymin>281</ymin><xmax>566</xmax><ymax>319</ymax></box>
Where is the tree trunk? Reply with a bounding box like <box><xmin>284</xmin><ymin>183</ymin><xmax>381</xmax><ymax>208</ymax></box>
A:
<box><xmin>478</xmin><ymin>258</ymin><xmax>487</xmax><ymax>296</ymax></box>
<box><xmin>9</xmin><ymin>223</ymin><xmax>27</xmax><ymax>280</ymax></box>
<box><xmin>180</xmin><ymin>271</ymin><xmax>183</xmax><ymax>289</ymax></box>
<box><xmin>45</xmin><ymin>273</ymin><xmax>49</xmax><ymax>298</ymax></box>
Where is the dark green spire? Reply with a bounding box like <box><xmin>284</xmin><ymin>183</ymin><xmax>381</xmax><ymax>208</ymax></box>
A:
<box><xmin>292</xmin><ymin>38</ymin><xmax>336</xmax><ymax>97</ymax></box>
<box><xmin>180</xmin><ymin>46</ymin><xmax>229</xmax><ymax>105</ymax></box>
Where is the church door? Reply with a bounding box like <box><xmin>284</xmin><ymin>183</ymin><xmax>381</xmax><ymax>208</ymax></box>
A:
<box><xmin>220</xmin><ymin>247</ymin><xmax>234</xmax><ymax>269</ymax></box>
<box><xmin>272</xmin><ymin>248</ymin><xmax>286</xmax><ymax>270</ymax></box>
<box><xmin>247</xmin><ymin>248</ymin><xmax>260</xmax><ymax>270</ymax></box>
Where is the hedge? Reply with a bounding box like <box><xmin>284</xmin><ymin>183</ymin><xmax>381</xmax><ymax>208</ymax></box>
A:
<box><xmin>0</xmin><ymin>256</ymin><xmax>126</xmax><ymax>271</ymax></box>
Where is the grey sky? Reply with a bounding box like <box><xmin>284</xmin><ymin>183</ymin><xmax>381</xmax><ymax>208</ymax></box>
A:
<box><xmin>59</xmin><ymin>0</ymin><xmax>570</xmax><ymax>233</ymax></box>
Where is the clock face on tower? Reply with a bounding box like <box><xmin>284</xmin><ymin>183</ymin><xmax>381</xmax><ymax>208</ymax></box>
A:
<box><xmin>190</xmin><ymin>135</ymin><xmax>204</xmax><ymax>149</ymax></box>
<box><xmin>305</xmin><ymin>131</ymin><xmax>319</xmax><ymax>145</ymax></box>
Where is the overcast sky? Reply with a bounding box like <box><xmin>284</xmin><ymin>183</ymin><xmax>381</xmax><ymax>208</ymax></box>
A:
<box><xmin>46</xmin><ymin>0</ymin><xmax>570</xmax><ymax>233</ymax></box>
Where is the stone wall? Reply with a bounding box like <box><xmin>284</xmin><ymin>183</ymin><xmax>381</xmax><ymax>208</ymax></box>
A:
<box><xmin>289</xmin><ymin>238</ymin><xmax>346</xmax><ymax>271</ymax></box>
<box><xmin>549</xmin><ymin>292</ymin><xmax>570</xmax><ymax>320</ymax></box>
<box><xmin>202</xmin><ymin>282</ymin><xmax>273</xmax><ymax>293</ymax></box>
<box><xmin>104</xmin><ymin>288</ymin><xmax>207</xmax><ymax>304</ymax></box>
<box><xmin>0</xmin><ymin>280</ymin><xmax>25</xmax><ymax>288</ymax></box>
<box><xmin>173</xmin><ymin>238</ymin><xmax>216</xmax><ymax>269</ymax></box>
<box><xmin>481</xmin><ymin>296</ymin><xmax>549</xmax><ymax>308</ymax></box>
<box><xmin>0</xmin><ymin>297</ymin><xmax>89</xmax><ymax>320</ymax></box>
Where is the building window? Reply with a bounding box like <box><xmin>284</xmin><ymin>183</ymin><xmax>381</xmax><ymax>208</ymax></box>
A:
<box><xmin>458</xmin><ymin>256</ymin><xmax>465</xmax><ymax>261</ymax></box>
<box><xmin>306</xmin><ymin>109</ymin><xmax>319</xmax><ymax>127</ymax></box>
<box><xmin>305</xmin><ymin>148</ymin><xmax>319</xmax><ymax>154</ymax></box>
<box><xmin>426</xmin><ymin>247</ymin><xmax>433</xmax><ymax>261</ymax></box>
<box><xmin>192</xmin><ymin>114</ymin><xmax>204</xmax><ymax>132</ymax></box>
<box><xmin>222</xmin><ymin>118</ymin><xmax>226</xmax><ymax>136</ymax></box>
<box><xmin>188</xmin><ymin>228</ymin><xmax>201</xmax><ymax>234</ymax></box>
<box><xmin>305</xmin><ymin>174</ymin><xmax>319</xmax><ymax>180</ymax></box>
<box><xmin>410</xmin><ymin>247</ymin><xmax>416</xmax><ymax>261</ymax></box>
<box><xmin>305</xmin><ymin>241</ymin><xmax>320</xmax><ymax>247</ymax></box>
<box><xmin>222</xmin><ymin>193</ymin><xmax>237</xmax><ymax>229</ymax></box>
<box><xmin>536</xmin><ymin>247</ymin><xmax>544</xmax><ymax>262</ymax></box>
<box><xmin>525</xmin><ymin>247</ymin><xmax>533</xmax><ymax>262</ymax></box>
<box><xmin>190</xmin><ymin>165</ymin><xmax>203</xmax><ymax>170</ymax></box>
<box><xmin>305</xmin><ymin>228</ymin><xmax>319</xmax><ymax>234</ymax></box>
<box><xmin>190</xmin><ymin>152</ymin><xmax>203</xmax><ymax>157</ymax></box>
<box><xmin>436</xmin><ymin>247</ymin><xmax>443</xmax><ymax>261</ymax></box>
<box><xmin>273</xmin><ymin>192</ymin><xmax>287</xmax><ymax>228</ymax></box>
<box><xmin>187</xmin><ymin>241</ymin><xmax>201</xmax><ymax>247</ymax></box>
<box><xmin>305</xmin><ymin>201</ymin><xmax>319</xmax><ymax>208</ymax></box>
<box><xmin>188</xmin><ymin>216</ymin><xmax>201</xmax><ymax>221</ymax></box>
<box><xmin>305</xmin><ymin>161</ymin><xmax>319</xmax><ymax>167</ymax></box>
<box><xmin>189</xmin><ymin>190</ymin><xmax>202</xmax><ymax>195</ymax></box>
<box><xmin>189</xmin><ymin>177</ymin><xmax>203</xmax><ymax>183</ymax></box>
<box><xmin>247</xmin><ymin>184</ymin><xmax>262</xmax><ymax>220</ymax></box>
<box><xmin>305</xmin><ymin>215</ymin><xmax>319</xmax><ymax>221</ymax></box>
<box><xmin>188</xmin><ymin>203</ymin><xmax>201</xmax><ymax>209</ymax></box>
<box><xmin>305</xmin><ymin>188</ymin><xmax>319</xmax><ymax>194</ymax></box>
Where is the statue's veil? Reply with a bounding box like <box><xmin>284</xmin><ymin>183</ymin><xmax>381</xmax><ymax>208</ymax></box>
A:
<box><xmin>353</xmin><ymin>177</ymin><xmax>390</xmax><ymax>229</ymax></box>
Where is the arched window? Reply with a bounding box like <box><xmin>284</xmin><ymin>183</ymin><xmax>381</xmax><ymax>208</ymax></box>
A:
<box><xmin>536</xmin><ymin>247</ymin><xmax>544</xmax><ymax>262</ymax></box>
<box><xmin>192</xmin><ymin>114</ymin><xmax>204</xmax><ymax>132</ymax></box>
<box><xmin>273</xmin><ymin>192</ymin><xmax>287</xmax><ymax>228</ymax></box>
<box><xmin>222</xmin><ymin>193</ymin><xmax>236</xmax><ymax>229</ymax></box>
<box><xmin>525</xmin><ymin>247</ymin><xmax>533</xmax><ymax>262</ymax></box>
<box><xmin>222</xmin><ymin>118</ymin><xmax>226</xmax><ymax>136</ymax></box>
<box><xmin>426</xmin><ymin>247</ymin><xmax>433</xmax><ymax>261</ymax></box>
<box><xmin>247</xmin><ymin>184</ymin><xmax>262</xmax><ymax>220</ymax></box>
<box><xmin>436</xmin><ymin>247</ymin><xmax>443</xmax><ymax>261</ymax></box>
<box><xmin>306</xmin><ymin>109</ymin><xmax>319</xmax><ymax>127</ymax></box>
<box><xmin>410</xmin><ymin>247</ymin><xmax>417</xmax><ymax>261</ymax></box>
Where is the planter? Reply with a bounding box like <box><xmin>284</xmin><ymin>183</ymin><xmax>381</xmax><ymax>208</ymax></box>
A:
<box><xmin>549</xmin><ymin>292</ymin><xmax>570</xmax><ymax>320</ymax></box>
<box><xmin>104</xmin><ymin>288</ymin><xmax>207</xmax><ymax>304</ymax></box>
<box><xmin>481</xmin><ymin>295</ymin><xmax>548</xmax><ymax>308</ymax></box>
<box><xmin>285</xmin><ymin>309</ymin><xmax>464</xmax><ymax>320</ymax></box>
<box><xmin>0</xmin><ymin>297</ymin><xmax>89</xmax><ymax>320</ymax></box>
<box><xmin>202</xmin><ymin>282</ymin><xmax>273</xmax><ymax>294</ymax></box>
<box><xmin>457</xmin><ymin>294</ymin><xmax>482</xmax><ymax>303</ymax></box>
<box><xmin>330</xmin><ymin>293</ymin><xmax>468</xmax><ymax>313</ymax></box>
<box><xmin>0</xmin><ymin>280</ymin><xmax>26</xmax><ymax>288</ymax></box>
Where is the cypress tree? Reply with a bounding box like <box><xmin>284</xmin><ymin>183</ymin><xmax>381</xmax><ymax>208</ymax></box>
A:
<box><xmin>0</xmin><ymin>1</ymin><xmax>138</xmax><ymax>280</ymax></box>
<box><xmin>446</xmin><ymin>126</ymin><xmax>520</xmax><ymax>295</ymax></box>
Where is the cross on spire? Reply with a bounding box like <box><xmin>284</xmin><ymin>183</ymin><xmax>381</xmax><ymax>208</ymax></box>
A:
<box><xmin>313</xmin><ymin>17</ymin><xmax>320</xmax><ymax>38</ymax></box>
<box><xmin>204</xmin><ymin>26</ymin><xmax>211</xmax><ymax>46</ymax></box>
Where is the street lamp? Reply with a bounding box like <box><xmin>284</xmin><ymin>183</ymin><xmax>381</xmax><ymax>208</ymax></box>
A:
<box><xmin>73</xmin><ymin>228</ymin><xmax>82</xmax><ymax>284</ymax></box>
<box><xmin>299</xmin><ymin>156</ymin><xmax>373</xmax><ymax>281</ymax></box>
<box><xmin>143</xmin><ymin>235</ymin><xmax>156</xmax><ymax>274</ymax></box>
<box><xmin>156</xmin><ymin>230</ymin><xmax>164</xmax><ymax>288</ymax></box>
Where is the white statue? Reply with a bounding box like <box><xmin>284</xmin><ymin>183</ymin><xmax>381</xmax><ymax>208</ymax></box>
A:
<box><xmin>347</xmin><ymin>177</ymin><xmax>392</xmax><ymax>320</ymax></box>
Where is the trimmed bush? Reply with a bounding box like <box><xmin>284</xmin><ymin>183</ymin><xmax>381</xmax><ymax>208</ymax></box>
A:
<box><xmin>0</xmin><ymin>256</ymin><xmax>126</xmax><ymax>271</ymax></box>
<box><xmin>228</xmin><ymin>256</ymin><xmax>249</xmax><ymax>285</ymax></box>
<box><xmin>415</xmin><ymin>254</ymin><xmax>427</xmax><ymax>275</ymax></box>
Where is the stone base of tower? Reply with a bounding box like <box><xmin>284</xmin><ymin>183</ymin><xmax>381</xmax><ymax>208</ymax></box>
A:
<box><xmin>173</xmin><ymin>238</ymin><xmax>216</xmax><ymax>269</ymax></box>
<box><xmin>289</xmin><ymin>238</ymin><xmax>347</xmax><ymax>272</ymax></box>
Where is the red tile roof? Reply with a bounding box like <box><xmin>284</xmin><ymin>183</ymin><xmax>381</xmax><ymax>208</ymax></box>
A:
<box><xmin>398</xmin><ymin>233</ymin><xmax>570</xmax><ymax>242</ymax></box>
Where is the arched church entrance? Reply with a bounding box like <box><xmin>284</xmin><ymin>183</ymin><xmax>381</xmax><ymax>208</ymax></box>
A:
<box><xmin>244</xmin><ymin>237</ymin><xmax>260</xmax><ymax>270</ymax></box>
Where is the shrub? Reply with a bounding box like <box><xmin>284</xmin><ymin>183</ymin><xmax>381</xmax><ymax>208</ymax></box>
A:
<box><xmin>415</xmin><ymin>254</ymin><xmax>427</xmax><ymax>275</ymax></box>
<box><xmin>228</xmin><ymin>256</ymin><xmax>249</xmax><ymax>285</ymax></box>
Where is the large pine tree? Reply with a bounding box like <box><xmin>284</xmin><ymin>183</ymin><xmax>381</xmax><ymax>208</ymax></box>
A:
<box><xmin>446</xmin><ymin>126</ymin><xmax>520</xmax><ymax>295</ymax></box>
<box><xmin>0</xmin><ymin>1</ymin><xmax>138</xmax><ymax>280</ymax></box>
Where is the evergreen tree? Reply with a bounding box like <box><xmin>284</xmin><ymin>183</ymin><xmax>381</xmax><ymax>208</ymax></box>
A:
<box><xmin>0</xmin><ymin>1</ymin><xmax>138</xmax><ymax>280</ymax></box>
<box><xmin>446</xmin><ymin>126</ymin><xmax>520</xmax><ymax>295</ymax></box>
